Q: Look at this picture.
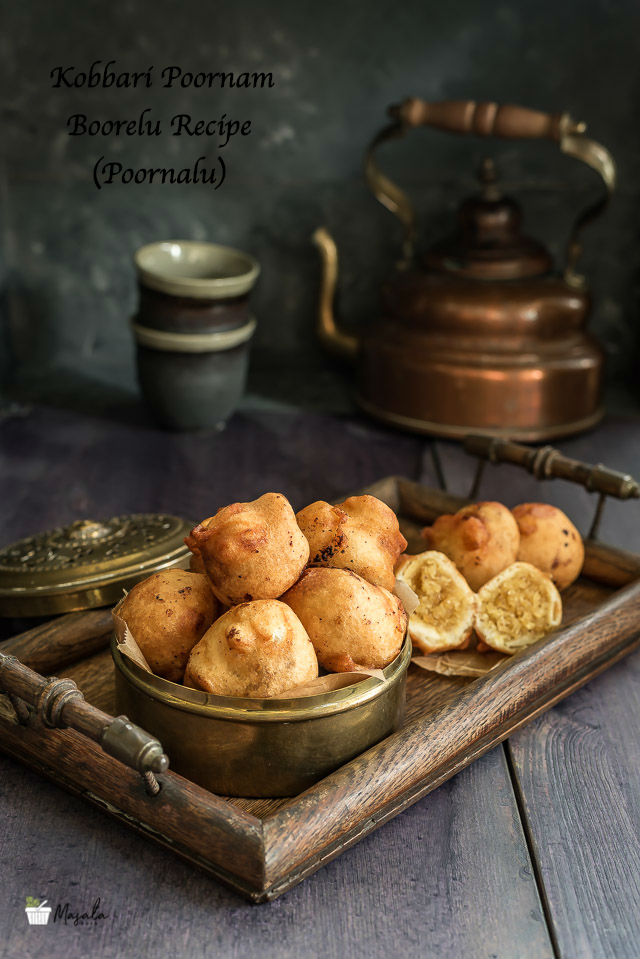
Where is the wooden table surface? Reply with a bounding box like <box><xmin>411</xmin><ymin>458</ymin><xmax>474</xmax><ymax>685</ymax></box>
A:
<box><xmin>1</xmin><ymin>403</ymin><xmax>639</xmax><ymax>959</ymax></box>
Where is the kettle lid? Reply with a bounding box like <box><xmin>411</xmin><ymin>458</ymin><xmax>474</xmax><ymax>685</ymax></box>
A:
<box><xmin>425</xmin><ymin>158</ymin><xmax>553</xmax><ymax>280</ymax></box>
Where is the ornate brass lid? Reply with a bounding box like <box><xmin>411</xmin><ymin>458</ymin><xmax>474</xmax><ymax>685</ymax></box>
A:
<box><xmin>0</xmin><ymin>514</ymin><xmax>193</xmax><ymax>616</ymax></box>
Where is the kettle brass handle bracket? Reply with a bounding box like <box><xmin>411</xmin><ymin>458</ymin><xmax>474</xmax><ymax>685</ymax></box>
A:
<box><xmin>364</xmin><ymin>121</ymin><xmax>418</xmax><ymax>267</ymax></box>
<box><xmin>364</xmin><ymin>99</ymin><xmax>616</xmax><ymax>282</ymax></box>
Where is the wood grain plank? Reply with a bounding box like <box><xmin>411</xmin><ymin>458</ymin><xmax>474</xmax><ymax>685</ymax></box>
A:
<box><xmin>0</xmin><ymin>716</ymin><xmax>266</xmax><ymax>895</ymax></box>
<box><xmin>508</xmin><ymin>650</ymin><xmax>640</xmax><ymax>959</ymax></box>
<box><xmin>416</xmin><ymin>434</ymin><xmax>640</xmax><ymax>959</ymax></box>
<box><xmin>505</xmin><ymin>419</ymin><xmax>640</xmax><ymax>959</ymax></box>
<box><xmin>0</xmin><ymin>609</ymin><xmax>113</xmax><ymax>673</ymax></box>
<box><xmin>1</xmin><ymin>405</ymin><xmax>639</xmax><ymax>953</ymax></box>
<box><xmin>412</xmin><ymin>438</ymin><xmax>553</xmax><ymax>955</ymax></box>
<box><xmin>0</xmin><ymin>744</ymin><xmax>553</xmax><ymax>959</ymax></box>
<box><xmin>1</xmin><ymin>457</ymin><xmax>636</xmax><ymax>903</ymax></box>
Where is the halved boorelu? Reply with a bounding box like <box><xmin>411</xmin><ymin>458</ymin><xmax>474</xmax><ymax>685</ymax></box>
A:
<box><xmin>396</xmin><ymin>551</ymin><xmax>477</xmax><ymax>654</ymax></box>
<box><xmin>475</xmin><ymin>561</ymin><xmax>562</xmax><ymax>655</ymax></box>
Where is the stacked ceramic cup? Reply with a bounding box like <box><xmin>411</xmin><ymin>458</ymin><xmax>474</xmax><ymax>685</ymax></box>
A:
<box><xmin>132</xmin><ymin>240</ymin><xmax>260</xmax><ymax>430</ymax></box>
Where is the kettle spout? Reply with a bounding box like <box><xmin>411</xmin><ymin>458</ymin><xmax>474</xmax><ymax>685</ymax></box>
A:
<box><xmin>312</xmin><ymin>227</ymin><xmax>359</xmax><ymax>360</ymax></box>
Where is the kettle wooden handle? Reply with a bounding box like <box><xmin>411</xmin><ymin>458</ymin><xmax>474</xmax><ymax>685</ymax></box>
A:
<box><xmin>390</xmin><ymin>99</ymin><xmax>576</xmax><ymax>141</ymax></box>
<box><xmin>365</xmin><ymin>99</ymin><xmax>616</xmax><ymax>281</ymax></box>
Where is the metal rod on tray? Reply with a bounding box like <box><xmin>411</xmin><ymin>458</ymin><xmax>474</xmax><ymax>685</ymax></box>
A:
<box><xmin>463</xmin><ymin>435</ymin><xmax>640</xmax><ymax>500</ymax></box>
<box><xmin>0</xmin><ymin>652</ymin><xmax>168</xmax><ymax>795</ymax></box>
<box><xmin>463</xmin><ymin>435</ymin><xmax>639</xmax><ymax>540</ymax></box>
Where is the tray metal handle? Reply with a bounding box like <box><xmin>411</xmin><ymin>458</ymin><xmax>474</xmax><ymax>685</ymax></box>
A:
<box><xmin>463</xmin><ymin>434</ymin><xmax>640</xmax><ymax>539</ymax></box>
<box><xmin>0</xmin><ymin>651</ymin><xmax>168</xmax><ymax>795</ymax></box>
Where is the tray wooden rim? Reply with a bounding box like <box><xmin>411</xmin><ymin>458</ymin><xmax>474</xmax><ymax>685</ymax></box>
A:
<box><xmin>2</xmin><ymin>474</ymin><xmax>640</xmax><ymax>902</ymax></box>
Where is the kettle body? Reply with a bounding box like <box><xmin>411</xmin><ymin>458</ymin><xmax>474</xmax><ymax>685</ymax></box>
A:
<box><xmin>314</xmin><ymin>99</ymin><xmax>615</xmax><ymax>440</ymax></box>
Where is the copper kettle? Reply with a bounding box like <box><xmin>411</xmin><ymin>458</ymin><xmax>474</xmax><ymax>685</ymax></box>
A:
<box><xmin>313</xmin><ymin>99</ymin><xmax>616</xmax><ymax>440</ymax></box>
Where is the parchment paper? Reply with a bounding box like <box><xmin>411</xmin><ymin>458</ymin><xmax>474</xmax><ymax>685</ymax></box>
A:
<box><xmin>411</xmin><ymin>649</ymin><xmax>507</xmax><ymax>677</ymax></box>
<box><xmin>112</xmin><ymin>599</ymin><xmax>153</xmax><ymax>672</ymax></box>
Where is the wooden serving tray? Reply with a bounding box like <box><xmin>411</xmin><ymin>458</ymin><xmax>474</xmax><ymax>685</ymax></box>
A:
<box><xmin>1</xmin><ymin>475</ymin><xmax>640</xmax><ymax>903</ymax></box>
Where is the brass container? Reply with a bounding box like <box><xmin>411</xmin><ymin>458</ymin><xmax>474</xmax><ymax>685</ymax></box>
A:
<box><xmin>112</xmin><ymin>634</ymin><xmax>411</xmax><ymax>797</ymax></box>
<box><xmin>0</xmin><ymin>514</ymin><xmax>193</xmax><ymax>617</ymax></box>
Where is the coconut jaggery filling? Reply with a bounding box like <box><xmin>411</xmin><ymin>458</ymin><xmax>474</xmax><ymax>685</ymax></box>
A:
<box><xmin>479</xmin><ymin>567</ymin><xmax>559</xmax><ymax>653</ymax></box>
<box><xmin>407</xmin><ymin>558</ymin><xmax>467</xmax><ymax>632</ymax></box>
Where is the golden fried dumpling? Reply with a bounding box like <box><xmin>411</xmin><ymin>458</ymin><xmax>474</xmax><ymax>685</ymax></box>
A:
<box><xmin>117</xmin><ymin>570</ymin><xmax>217</xmax><ymax>682</ymax></box>
<box><xmin>189</xmin><ymin>551</ymin><xmax>224</xmax><ymax>602</ymax></box>
<box><xmin>189</xmin><ymin>552</ymin><xmax>206</xmax><ymax>574</ymax></box>
<box><xmin>396</xmin><ymin>551</ymin><xmax>477</xmax><ymax>654</ymax></box>
<box><xmin>296</xmin><ymin>494</ymin><xmax>407</xmax><ymax>590</ymax></box>
<box><xmin>475</xmin><ymin>562</ymin><xmax>562</xmax><ymax>655</ymax></box>
<box><xmin>183</xmin><ymin>600</ymin><xmax>318</xmax><ymax>698</ymax></box>
<box><xmin>512</xmin><ymin>503</ymin><xmax>584</xmax><ymax>590</ymax></box>
<box><xmin>282</xmin><ymin>567</ymin><xmax>406</xmax><ymax>671</ymax></box>
<box><xmin>422</xmin><ymin>501</ymin><xmax>519</xmax><ymax>591</ymax></box>
<box><xmin>185</xmin><ymin>492</ymin><xmax>310</xmax><ymax>606</ymax></box>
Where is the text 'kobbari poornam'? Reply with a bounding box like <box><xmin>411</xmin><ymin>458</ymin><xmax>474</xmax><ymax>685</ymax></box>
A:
<box><xmin>50</xmin><ymin>62</ymin><xmax>275</xmax><ymax>90</ymax></box>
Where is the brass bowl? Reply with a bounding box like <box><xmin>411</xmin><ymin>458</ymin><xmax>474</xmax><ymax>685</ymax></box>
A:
<box><xmin>112</xmin><ymin>634</ymin><xmax>411</xmax><ymax>797</ymax></box>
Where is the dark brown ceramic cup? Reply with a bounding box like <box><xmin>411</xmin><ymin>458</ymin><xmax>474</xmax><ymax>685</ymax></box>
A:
<box><xmin>134</xmin><ymin>240</ymin><xmax>260</xmax><ymax>333</ymax></box>
<box><xmin>132</xmin><ymin>240</ymin><xmax>260</xmax><ymax>430</ymax></box>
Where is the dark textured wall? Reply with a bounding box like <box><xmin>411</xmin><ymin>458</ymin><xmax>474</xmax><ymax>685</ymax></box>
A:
<box><xmin>3</xmin><ymin>0</ymin><xmax>640</xmax><ymax>414</ymax></box>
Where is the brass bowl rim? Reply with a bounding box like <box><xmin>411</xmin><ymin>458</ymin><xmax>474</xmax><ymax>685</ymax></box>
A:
<box><xmin>111</xmin><ymin>632</ymin><xmax>411</xmax><ymax>723</ymax></box>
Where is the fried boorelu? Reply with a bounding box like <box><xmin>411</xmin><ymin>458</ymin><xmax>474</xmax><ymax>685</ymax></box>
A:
<box><xmin>283</xmin><ymin>567</ymin><xmax>406</xmax><ymax>671</ymax></box>
<box><xmin>475</xmin><ymin>562</ymin><xmax>562</xmax><ymax>655</ymax></box>
<box><xmin>185</xmin><ymin>492</ymin><xmax>309</xmax><ymax>606</ymax></box>
<box><xmin>396</xmin><ymin>551</ymin><xmax>477</xmax><ymax>654</ymax></box>
<box><xmin>184</xmin><ymin>600</ymin><xmax>318</xmax><ymax>698</ymax></box>
<box><xmin>296</xmin><ymin>494</ymin><xmax>407</xmax><ymax>590</ymax></box>
<box><xmin>422</xmin><ymin>501</ymin><xmax>519</xmax><ymax>591</ymax></box>
<box><xmin>117</xmin><ymin>569</ymin><xmax>217</xmax><ymax>682</ymax></box>
<box><xmin>512</xmin><ymin>503</ymin><xmax>584</xmax><ymax>590</ymax></box>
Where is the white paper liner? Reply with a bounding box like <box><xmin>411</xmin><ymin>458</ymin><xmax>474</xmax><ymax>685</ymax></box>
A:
<box><xmin>280</xmin><ymin>667</ymin><xmax>386</xmax><ymax>698</ymax></box>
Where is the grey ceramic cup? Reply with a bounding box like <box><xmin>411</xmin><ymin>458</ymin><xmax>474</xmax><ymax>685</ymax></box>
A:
<box><xmin>132</xmin><ymin>241</ymin><xmax>260</xmax><ymax>430</ymax></box>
